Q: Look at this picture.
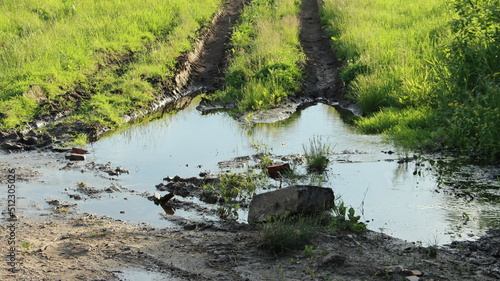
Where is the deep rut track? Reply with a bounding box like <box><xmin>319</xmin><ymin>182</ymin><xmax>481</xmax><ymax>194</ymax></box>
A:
<box><xmin>299</xmin><ymin>0</ymin><xmax>360</xmax><ymax>115</ymax></box>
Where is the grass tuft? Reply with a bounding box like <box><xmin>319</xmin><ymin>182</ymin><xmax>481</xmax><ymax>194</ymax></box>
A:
<box><xmin>303</xmin><ymin>136</ymin><xmax>332</xmax><ymax>173</ymax></box>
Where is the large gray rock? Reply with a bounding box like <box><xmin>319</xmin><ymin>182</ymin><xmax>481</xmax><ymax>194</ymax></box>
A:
<box><xmin>248</xmin><ymin>185</ymin><xmax>335</xmax><ymax>223</ymax></box>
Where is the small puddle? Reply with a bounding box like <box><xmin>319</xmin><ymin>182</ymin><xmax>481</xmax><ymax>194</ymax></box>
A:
<box><xmin>2</xmin><ymin>96</ymin><xmax>499</xmax><ymax>244</ymax></box>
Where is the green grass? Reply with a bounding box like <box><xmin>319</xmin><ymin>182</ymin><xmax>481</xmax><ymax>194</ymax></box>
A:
<box><xmin>0</xmin><ymin>0</ymin><xmax>222</xmax><ymax>130</ymax></box>
<box><xmin>320</xmin><ymin>0</ymin><xmax>499</xmax><ymax>161</ymax></box>
<box><xmin>201</xmin><ymin>171</ymin><xmax>262</xmax><ymax>220</ymax></box>
<box><xmin>258</xmin><ymin>215</ymin><xmax>319</xmax><ymax>254</ymax></box>
<box><xmin>208</xmin><ymin>0</ymin><xmax>305</xmax><ymax>113</ymax></box>
<box><xmin>303</xmin><ymin>136</ymin><xmax>332</xmax><ymax>172</ymax></box>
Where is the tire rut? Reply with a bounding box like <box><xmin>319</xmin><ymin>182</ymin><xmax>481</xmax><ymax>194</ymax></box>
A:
<box><xmin>299</xmin><ymin>0</ymin><xmax>360</xmax><ymax>115</ymax></box>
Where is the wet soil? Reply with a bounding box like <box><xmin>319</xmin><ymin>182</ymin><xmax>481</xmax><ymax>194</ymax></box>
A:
<box><xmin>2</xmin><ymin>211</ymin><xmax>499</xmax><ymax>281</ymax></box>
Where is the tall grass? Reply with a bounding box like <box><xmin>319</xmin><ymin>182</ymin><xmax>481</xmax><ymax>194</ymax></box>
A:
<box><xmin>320</xmin><ymin>0</ymin><xmax>499</xmax><ymax>161</ymax></box>
<box><xmin>0</xmin><ymin>0</ymin><xmax>222</xmax><ymax>129</ymax></box>
<box><xmin>210</xmin><ymin>0</ymin><xmax>305</xmax><ymax>113</ymax></box>
<box><xmin>435</xmin><ymin>0</ymin><xmax>500</xmax><ymax>161</ymax></box>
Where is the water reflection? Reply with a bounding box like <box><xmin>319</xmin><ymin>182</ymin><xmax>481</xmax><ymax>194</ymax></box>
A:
<box><xmin>5</xmin><ymin>96</ymin><xmax>498</xmax><ymax>245</ymax></box>
<box><xmin>86</xmin><ymin>97</ymin><xmax>498</xmax><ymax>243</ymax></box>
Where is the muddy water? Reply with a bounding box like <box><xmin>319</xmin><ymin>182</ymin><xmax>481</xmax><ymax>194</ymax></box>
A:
<box><xmin>2</xmin><ymin>96</ymin><xmax>498</xmax><ymax>244</ymax></box>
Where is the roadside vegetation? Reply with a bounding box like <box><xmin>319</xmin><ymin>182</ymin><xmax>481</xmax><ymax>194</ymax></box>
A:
<box><xmin>259</xmin><ymin>205</ymin><xmax>366</xmax><ymax>254</ymax></box>
<box><xmin>205</xmin><ymin>0</ymin><xmax>305</xmax><ymax>113</ymax></box>
<box><xmin>320</xmin><ymin>0</ymin><xmax>499</xmax><ymax>162</ymax></box>
<box><xmin>0</xmin><ymin>0</ymin><xmax>222</xmax><ymax>130</ymax></box>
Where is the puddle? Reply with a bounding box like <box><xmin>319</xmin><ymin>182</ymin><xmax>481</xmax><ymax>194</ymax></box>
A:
<box><xmin>1</xmin><ymin>96</ymin><xmax>499</xmax><ymax>244</ymax></box>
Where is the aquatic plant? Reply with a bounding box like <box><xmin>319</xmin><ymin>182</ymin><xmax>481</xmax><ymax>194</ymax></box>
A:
<box><xmin>201</xmin><ymin>171</ymin><xmax>260</xmax><ymax>220</ymax></box>
<box><xmin>303</xmin><ymin>136</ymin><xmax>332</xmax><ymax>172</ymax></box>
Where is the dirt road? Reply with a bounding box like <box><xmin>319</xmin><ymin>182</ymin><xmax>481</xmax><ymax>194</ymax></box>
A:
<box><xmin>1</xmin><ymin>1</ymin><xmax>499</xmax><ymax>280</ymax></box>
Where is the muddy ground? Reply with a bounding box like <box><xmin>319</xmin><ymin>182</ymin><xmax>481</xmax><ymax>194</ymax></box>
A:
<box><xmin>1</xmin><ymin>210</ymin><xmax>499</xmax><ymax>281</ymax></box>
<box><xmin>1</xmin><ymin>152</ymin><xmax>500</xmax><ymax>280</ymax></box>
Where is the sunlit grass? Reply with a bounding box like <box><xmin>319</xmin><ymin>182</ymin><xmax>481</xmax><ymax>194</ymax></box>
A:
<box><xmin>321</xmin><ymin>0</ymin><xmax>448</xmax><ymax>113</ymax></box>
<box><xmin>0</xmin><ymin>0</ymin><xmax>222</xmax><ymax>129</ymax></box>
<box><xmin>211</xmin><ymin>0</ymin><xmax>305</xmax><ymax>112</ymax></box>
<box><xmin>321</xmin><ymin>0</ymin><xmax>499</xmax><ymax>161</ymax></box>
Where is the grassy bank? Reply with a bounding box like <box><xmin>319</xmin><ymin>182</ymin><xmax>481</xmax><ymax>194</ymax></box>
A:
<box><xmin>0</xmin><ymin>0</ymin><xmax>222</xmax><ymax>130</ymax></box>
<box><xmin>320</xmin><ymin>0</ymin><xmax>499</xmax><ymax>161</ymax></box>
<box><xmin>207</xmin><ymin>0</ymin><xmax>305</xmax><ymax>113</ymax></box>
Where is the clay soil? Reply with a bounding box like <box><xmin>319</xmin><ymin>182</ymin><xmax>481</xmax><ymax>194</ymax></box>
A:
<box><xmin>1</xmin><ymin>0</ymin><xmax>499</xmax><ymax>280</ymax></box>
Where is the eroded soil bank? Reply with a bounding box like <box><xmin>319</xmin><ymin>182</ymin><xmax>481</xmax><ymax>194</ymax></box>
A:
<box><xmin>1</xmin><ymin>212</ymin><xmax>499</xmax><ymax>281</ymax></box>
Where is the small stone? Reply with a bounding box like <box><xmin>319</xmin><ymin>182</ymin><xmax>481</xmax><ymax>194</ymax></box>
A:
<box><xmin>318</xmin><ymin>253</ymin><xmax>346</xmax><ymax>268</ymax></box>
<box><xmin>409</xmin><ymin>270</ymin><xmax>423</xmax><ymax>276</ymax></box>
<box><xmin>183</xmin><ymin>224</ymin><xmax>196</xmax><ymax>231</ymax></box>
<box><xmin>405</xmin><ymin>276</ymin><xmax>419</xmax><ymax>281</ymax></box>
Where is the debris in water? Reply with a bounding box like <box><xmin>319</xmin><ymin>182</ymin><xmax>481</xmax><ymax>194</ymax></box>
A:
<box><xmin>150</xmin><ymin>192</ymin><xmax>176</xmax><ymax>215</ymax></box>
<box><xmin>65</xmin><ymin>153</ymin><xmax>85</xmax><ymax>161</ymax></box>
<box><xmin>71</xmin><ymin>147</ymin><xmax>88</xmax><ymax>154</ymax></box>
<box><xmin>267</xmin><ymin>163</ymin><xmax>290</xmax><ymax>179</ymax></box>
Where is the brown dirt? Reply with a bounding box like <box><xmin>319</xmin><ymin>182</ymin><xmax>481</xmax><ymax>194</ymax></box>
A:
<box><xmin>2</xmin><ymin>212</ymin><xmax>499</xmax><ymax>281</ymax></box>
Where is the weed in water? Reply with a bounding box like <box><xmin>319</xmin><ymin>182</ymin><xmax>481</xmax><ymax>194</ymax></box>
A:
<box><xmin>303</xmin><ymin>136</ymin><xmax>332</xmax><ymax>173</ymax></box>
<box><xmin>201</xmin><ymin>171</ymin><xmax>260</xmax><ymax>220</ymax></box>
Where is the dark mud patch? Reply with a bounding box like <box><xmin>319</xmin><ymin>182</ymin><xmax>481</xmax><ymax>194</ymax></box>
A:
<box><xmin>67</xmin><ymin>182</ymin><xmax>131</xmax><ymax>200</ymax></box>
<box><xmin>59</xmin><ymin>161</ymin><xmax>130</xmax><ymax>179</ymax></box>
